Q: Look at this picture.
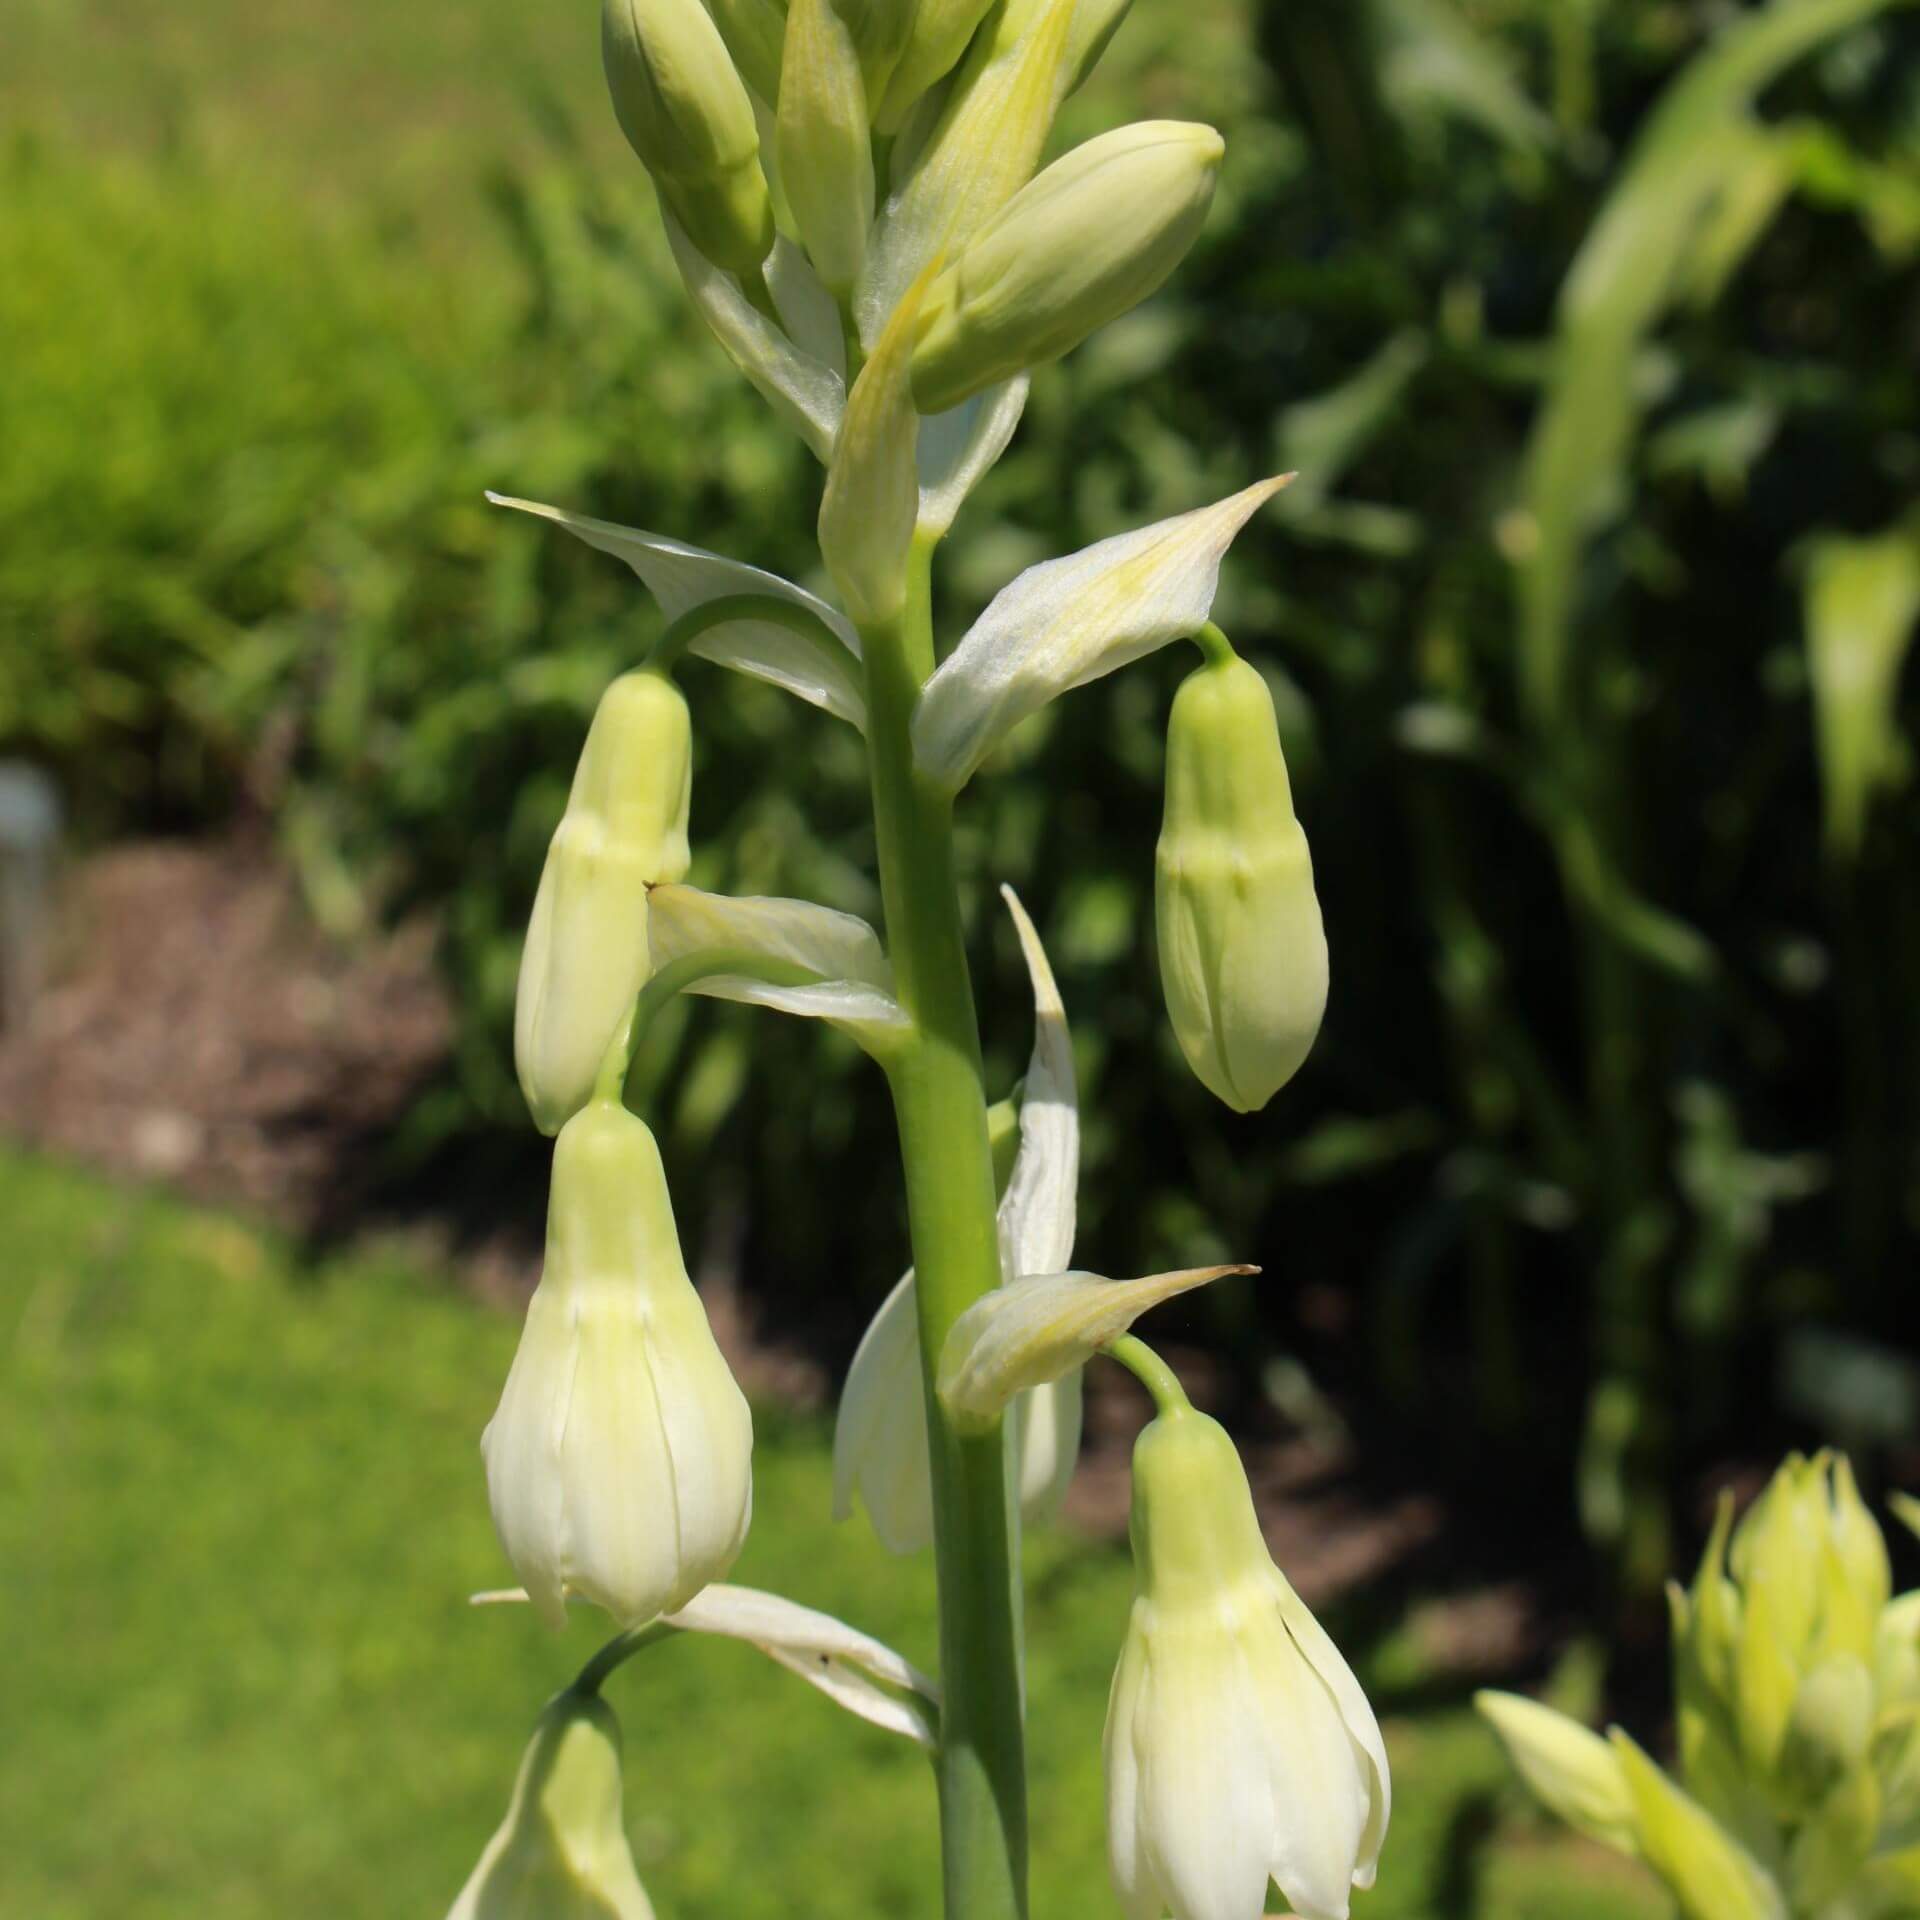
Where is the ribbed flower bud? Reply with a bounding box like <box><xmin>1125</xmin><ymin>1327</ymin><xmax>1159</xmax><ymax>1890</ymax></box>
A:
<box><xmin>776</xmin><ymin>0</ymin><xmax>875</xmax><ymax>296</ymax></box>
<box><xmin>603</xmin><ymin>0</ymin><xmax>775</xmax><ymax>275</ymax></box>
<box><xmin>1106</xmin><ymin>1406</ymin><xmax>1389</xmax><ymax>1920</ymax></box>
<box><xmin>514</xmin><ymin>669</ymin><xmax>693</xmax><ymax>1137</ymax></box>
<box><xmin>446</xmin><ymin>1692</ymin><xmax>654</xmax><ymax>1920</ymax></box>
<box><xmin>704</xmin><ymin>0</ymin><xmax>788</xmax><ymax>104</ymax></box>
<box><xmin>910</xmin><ymin>121</ymin><xmax>1222</xmax><ymax>414</ymax></box>
<box><xmin>483</xmin><ymin>1100</ymin><xmax>753</xmax><ymax>1629</ymax></box>
<box><xmin>1155</xmin><ymin>647</ymin><xmax>1327</xmax><ymax>1113</ymax></box>
<box><xmin>872</xmin><ymin>0</ymin><xmax>999</xmax><ymax>131</ymax></box>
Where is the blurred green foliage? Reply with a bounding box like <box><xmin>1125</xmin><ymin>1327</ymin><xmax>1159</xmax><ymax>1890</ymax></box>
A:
<box><xmin>0</xmin><ymin>1146</ymin><xmax>1669</xmax><ymax>1918</ymax></box>
<box><xmin>3</xmin><ymin>0</ymin><xmax>1920</xmax><ymax>1599</ymax></box>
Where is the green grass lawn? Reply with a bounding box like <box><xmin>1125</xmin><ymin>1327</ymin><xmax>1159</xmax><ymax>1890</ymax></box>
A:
<box><xmin>0</xmin><ymin>1147</ymin><xmax>1666</xmax><ymax>1918</ymax></box>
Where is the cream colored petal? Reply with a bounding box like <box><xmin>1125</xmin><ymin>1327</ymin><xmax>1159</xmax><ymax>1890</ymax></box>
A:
<box><xmin>832</xmin><ymin>1269</ymin><xmax>935</xmax><ymax>1554</ymax></box>
<box><xmin>1243</xmin><ymin>1601</ymin><xmax>1373</xmax><ymax>1919</ymax></box>
<box><xmin>764</xmin><ymin>235</ymin><xmax>846</xmax><ymax>378</ymax></box>
<box><xmin>917</xmin><ymin>377</ymin><xmax>1030</xmax><ymax>537</ymax></box>
<box><xmin>1103</xmin><ymin>1610</ymin><xmax>1158</xmax><ymax>1920</ymax></box>
<box><xmin>913</xmin><ymin>477</ymin><xmax>1290</xmax><ymax>789</ymax></box>
<box><xmin>662</xmin><ymin>209</ymin><xmax>846</xmax><ymax>459</ymax></box>
<box><xmin>1270</xmin><ymin>1567</ymin><xmax>1392</xmax><ymax>1889</ymax></box>
<box><xmin>1134</xmin><ymin>1613</ymin><xmax>1277</xmax><ymax>1920</ymax></box>
<box><xmin>480</xmin><ymin>1283</ymin><xmax>579</xmax><ymax>1630</ymax></box>
<box><xmin>556</xmin><ymin>1295</ymin><xmax>687</xmax><ymax>1626</ymax></box>
<box><xmin>942</xmin><ymin>1266</ymin><xmax>1249</xmax><ymax>1427</ymax></box>
<box><xmin>487</xmin><ymin>491</ymin><xmax>865</xmax><ymax>728</ymax></box>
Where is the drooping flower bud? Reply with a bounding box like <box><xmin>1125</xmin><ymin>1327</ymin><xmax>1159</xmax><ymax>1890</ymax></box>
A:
<box><xmin>910</xmin><ymin>121</ymin><xmax>1222</xmax><ymax>415</ymax></box>
<box><xmin>1106</xmin><ymin>1406</ymin><xmax>1389</xmax><ymax>1920</ymax></box>
<box><xmin>603</xmin><ymin>0</ymin><xmax>775</xmax><ymax>276</ymax></box>
<box><xmin>515</xmin><ymin>668</ymin><xmax>693</xmax><ymax>1136</ymax></box>
<box><xmin>483</xmin><ymin>1100</ymin><xmax>753</xmax><ymax>1629</ymax></box>
<box><xmin>446</xmin><ymin>1691</ymin><xmax>654</xmax><ymax>1920</ymax></box>
<box><xmin>1155</xmin><ymin>646</ymin><xmax>1327</xmax><ymax>1112</ymax></box>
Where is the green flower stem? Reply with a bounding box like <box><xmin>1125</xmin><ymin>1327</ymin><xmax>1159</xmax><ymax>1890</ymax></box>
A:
<box><xmin>1190</xmin><ymin>620</ymin><xmax>1239</xmax><ymax>668</ymax></box>
<box><xmin>861</xmin><ymin>532</ymin><xmax>1028</xmax><ymax>1920</ymax></box>
<box><xmin>1104</xmin><ymin>1334</ymin><xmax>1192</xmax><ymax>1418</ymax></box>
<box><xmin>571</xmin><ymin>1619</ymin><xmax>677</xmax><ymax>1696</ymax></box>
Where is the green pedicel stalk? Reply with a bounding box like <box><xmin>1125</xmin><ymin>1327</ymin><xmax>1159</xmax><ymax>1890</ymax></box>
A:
<box><xmin>863</xmin><ymin>532</ymin><xmax>1028</xmax><ymax>1920</ymax></box>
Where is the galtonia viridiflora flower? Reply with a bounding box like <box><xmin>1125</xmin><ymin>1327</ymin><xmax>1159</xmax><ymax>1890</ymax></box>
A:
<box><xmin>1106</xmin><ymin>1403</ymin><xmax>1388</xmax><ymax>1920</ymax></box>
<box><xmin>447</xmin><ymin>1690</ymin><xmax>655</xmax><ymax>1920</ymax></box>
<box><xmin>1155</xmin><ymin>640</ymin><xmax>1327</xmax><ymax>1112</ymax></box>
<box><xmin>514</xmin><ymin>666</ymin><xmax>693</xmax><ymax>1136</ymax></box>
<box><xmin>483</xmin><ymin>1098</ymin><xmax>752</xmax><ymax>1628</ymax></box>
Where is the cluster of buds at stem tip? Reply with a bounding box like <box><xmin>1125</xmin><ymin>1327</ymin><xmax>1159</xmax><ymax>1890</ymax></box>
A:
<box><xmin>514</xmin><ymin>667</ymin><xmax>692</xmax><ymax>1136</ymax></box>
<box><xmin>1478</xmin><ymin>1452</ymin><xmax>1920</xmax><ymax>1920</ymax></box>
<box><xmin>1156</xmin><ymin>636</ymin><xmax>1328</xmax><ymax>1112</ymax></box>
<box><xmin>483</xmin><ymin>1098</ymin><xmax>752</xmax><ymax>1630</ymax></box>
<box><xmin>1107</xmin><ymin>1400</ymin><xmax>1390</xmax><ymax>1920</ymax></box>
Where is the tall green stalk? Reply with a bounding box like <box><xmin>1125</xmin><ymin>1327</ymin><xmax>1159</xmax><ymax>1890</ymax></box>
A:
<box><xmin>861</xmin><ymin>533</ymin><xmax>1029</xmax><ymax>1920</ymax></box>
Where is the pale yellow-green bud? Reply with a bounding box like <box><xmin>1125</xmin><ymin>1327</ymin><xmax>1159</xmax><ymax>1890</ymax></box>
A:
<box><xmin>776</xmin><ymin>0</ymin><xmax>875</xmax><ymax>294</ymax></box>
<box><xmin>1155</xmin><ymin>648</ymin><xmax>1328</xmax><ymax>1113</ymax></box>
<box><xmin>910</xmin><ymin>121</ymin><xmax>1222</xmax><ymax>414</ymax></box>
<box><xmin>515</xmin><ymin>668</ymin><xmax>692</xmax><ymax>1137</ymax></box>
<box><xmin>446</xmin><ymin>1691</ymin><xmax>655</xmax><ymax>1920</ymax></box>
<box><xmin>1609</xmin><ymin>1731</ymin><xmax>1786</xmax><ymax>1920</ymax></box>
<box><xmin>872</xmin><ymin>0</ymin><xmax>998</xmax><ymax>132</ymax></box>
<box><xmin>483</xmin><ymin>1101</ymin><xmax>753</xmax><ymax>1629</ymax></box>
<box><xmin>1475</xmin><ymin>1691</ymin><xmax>1639</xmax><ymax>1855</ymax></box>
<box><xmin>603</xmin><ymin>0</ymin><xmax>775</xmax><ymax>276</ymax></box>
<box><xmin>704</xmin><ymin>0</ymin><xmax>788</xmax><ymax>104</ymax></box>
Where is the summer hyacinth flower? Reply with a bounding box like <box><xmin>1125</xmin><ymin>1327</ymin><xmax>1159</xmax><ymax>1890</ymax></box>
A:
<box><xmin>447</xmin><ymin>1690</ymin><xmax>655</xmax><ymax>1920</ymax></box>
<box><xmin>1106</xmin><ymin>1405</ymin><xmax>1389</xmax><ymax>1920</ymax></box>
<box><xmin>483</xmin><ymin>1098</ymin><xmax>752</xmax><ymax>1628</ymax></box>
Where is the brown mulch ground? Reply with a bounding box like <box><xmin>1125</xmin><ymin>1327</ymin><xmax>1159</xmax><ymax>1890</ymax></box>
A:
<box><xmin>0</xmin><ymin>835</ymin><xmax>1533</xmax><ymax>1662</ymax></box>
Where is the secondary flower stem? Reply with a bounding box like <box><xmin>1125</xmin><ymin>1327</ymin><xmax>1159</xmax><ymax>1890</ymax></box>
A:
<box><xmin>1105</xmin><ymin>1333</ymin><xmax>1193</xmax><ymax>1418</ymax></box>
<box><xmin>647</xmin><ymin>591</ymin><xmax>852</xmax><ymax>678</ymax></box>
<box><xmin>571</xmin><ymin>1619</ymin><xmax>677</xmax><ymax>1696</ymax></box>
<box><xmin>862</xmin><ymin>533</ymin><xmax>1029</xmax><ymax>1920</ymax></box>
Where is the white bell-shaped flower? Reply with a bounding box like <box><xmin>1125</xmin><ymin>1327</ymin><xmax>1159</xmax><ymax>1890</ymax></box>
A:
<box><xmin>483</xmin><ymin>1099</ymin><xmax>753</xmax><ymax>1628</ymax></box>
<box><xmin>1106</xmin><ymin>1406</ymin><xmax>1389</xmax><ymax>1920</ymax></box>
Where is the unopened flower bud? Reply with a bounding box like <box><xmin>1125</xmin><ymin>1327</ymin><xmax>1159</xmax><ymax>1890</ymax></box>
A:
<box><xmin>1475</xmin><ymin>1691</ymin><xmax>1640</xmax><ymax>1854</ymax></box>
<box><xmin>447</xmin><ymin>1691</ymin><xmax>654</xmax><ymax>1920</ymax></box>
<box><xmin>603</xmin><ymin>0</ymin><xmax>775</xmax><ymax>276</ymax></box>
<box><xmin>910</xmin><ymin>121</ymin><xmax>1221</xmax><ymax>414</ymax></box>
<box><xmin>776</xmin><ymin>0</ymin><xmax>875</xmax><ymax>296</ymax></box>
<box><xmin>1106</xmin><ymin>1406</ymin><xmax>1389</xmax><ymax>1920</ymax></box>
<box><xmin>1155</xmin><ymin>647</ymin><xmax>1327</xmax><ymax>1113</ymax></box>
<box><xmin>704</xmin><ymin>0</ymin><xmax>788</xmax><ymax>105</ymax></box>
<box><xmin>515</xmin><ymin>668</ymin><xmax>693</xmax><ymax>1136</ymax></box>
<box><xmin>483</xmin><ymin>1100</ymin><xmax>753</xmax><ymax>1629</ymax></box>
<box><xmin>872</xmin><ymin>0</ymin><xmax>998</xmax><ymax>132</ymax></box>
